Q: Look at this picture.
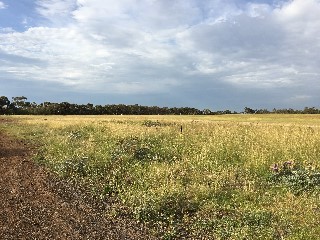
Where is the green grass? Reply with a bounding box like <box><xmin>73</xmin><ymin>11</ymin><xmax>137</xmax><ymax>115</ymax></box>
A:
<box><xmin>2</xmin><ymin>114</ymin><xmax>320</xmax><ymax>239</ymax></box>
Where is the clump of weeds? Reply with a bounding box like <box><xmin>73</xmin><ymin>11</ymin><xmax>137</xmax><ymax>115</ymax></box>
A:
<box><xmin>269</xmin><ymin>161</ymin><xmax>320</xmax><ymax>195</ymax></box>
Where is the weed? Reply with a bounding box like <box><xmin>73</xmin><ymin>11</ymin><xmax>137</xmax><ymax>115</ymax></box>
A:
<box><xmin>4</xmin><ymin>115</ymin><xmax>320</xmax><ymax>239</ymax></box>
<box><xmin>269</xmin><ymin>161</ymin><xmax>320</xmax><ymax>194</ymax></box>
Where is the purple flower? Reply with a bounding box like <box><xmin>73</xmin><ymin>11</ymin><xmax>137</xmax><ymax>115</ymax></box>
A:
<box><xmin>271</xmin><ymin>164</ymin><xmax>279</xmax><ymax>172</ymax></box>
<box><xmin>283</xmin><ymin>161</ymin><xmax>294</xmax><ymax>170</ymax></box>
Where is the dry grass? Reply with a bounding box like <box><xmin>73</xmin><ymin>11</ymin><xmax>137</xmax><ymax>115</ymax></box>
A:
<box><xmin>3</xmin><ymin>114</ymin><xmax>320</xmax><ymax>239</ymax></box>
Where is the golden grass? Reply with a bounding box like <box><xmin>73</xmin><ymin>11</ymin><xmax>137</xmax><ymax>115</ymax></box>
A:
<box><xmin>3</xmin><ymin>114</ymin><xmax>320</xmax><ymax>239</ymax></box>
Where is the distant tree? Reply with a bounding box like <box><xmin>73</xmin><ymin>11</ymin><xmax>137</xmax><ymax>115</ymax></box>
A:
<box><xmin>0</xmin><ymin>96</ymin><xmax>10</xmax><ymax>107</ymax></box>
<box><xmin>202</xmin><ymin>109</ymin><xmax>212</xmax><ymax>115</ymax></box>
<box><xmin>11</xmin><ymin>96</ymin><xmax>29</xmax><ymax>114</ymax></box>
<box><xmin>0</xmin><ymin>96</ymin><xmax>10</xmax><ymax>114</ymax></box>
<box><xmin>303</xmin><ymin>107</ymin><xmax>319</xmax><ymax>114</ymax></box>
<box><xmin>256</xmin><ymin>109</ymin><xmax>270</xmax><ymax>114</ymax></box>
<box><xmin>6</xmin><ymin>94</ymin><xmax>320</xmax><ymax>116</ymax></box>
<box><xmin>12</xmin><ymin>96</ymin><xmax>28</xmax><ymax>108</ymax></box>
<box><xmin>244</xmin><ymin>107</ymin><xmax>256</xmax><ymax>114</ymax></box>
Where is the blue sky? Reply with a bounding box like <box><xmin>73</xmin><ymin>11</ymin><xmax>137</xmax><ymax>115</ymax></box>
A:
<box><xmin>0</xmin><ymin>1</ymin><xmax>37</xmax><ymax>31</ymax></box>
<box><xmin>1</xmin><ymin>0</ymin><xmax>320</xmax><ymax>111</ymax></box>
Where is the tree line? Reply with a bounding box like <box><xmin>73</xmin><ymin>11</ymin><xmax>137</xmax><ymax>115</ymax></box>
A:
<box><xmin>1</xmin><ymin>96</ymin><xmax>319</xmax><ymax>115</ymax></box>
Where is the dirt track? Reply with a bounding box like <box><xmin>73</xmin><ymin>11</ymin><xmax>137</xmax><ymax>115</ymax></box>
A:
<box><xmin>0</xmin><ymin>119</ymin><xmax>156</xmax><ymax>239</ymax></box>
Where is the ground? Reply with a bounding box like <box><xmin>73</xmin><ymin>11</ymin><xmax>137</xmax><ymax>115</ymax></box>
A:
<box><xmin>0</xmin><ymin>118</ymin><xmax>156</xmax><ymax>240</ymax></box>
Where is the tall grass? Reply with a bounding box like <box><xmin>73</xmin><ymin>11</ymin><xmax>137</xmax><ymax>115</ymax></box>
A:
<box><xmin>3</xmin><ymin>115</ymin><xmax>320</xmax><ymax>239</ymax></box>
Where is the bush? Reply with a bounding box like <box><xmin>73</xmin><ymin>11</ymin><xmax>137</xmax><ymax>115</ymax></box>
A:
<box><xmin>269</xmin><ymin>161</ymin><xmax>320</xmax><ymax>194</ymax></box>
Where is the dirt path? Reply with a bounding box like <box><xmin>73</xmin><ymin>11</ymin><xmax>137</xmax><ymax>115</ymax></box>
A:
<box><xmin>0</xmin><ymin>120</ymin><xmax>156</xmax><ymax>240</ymax></box>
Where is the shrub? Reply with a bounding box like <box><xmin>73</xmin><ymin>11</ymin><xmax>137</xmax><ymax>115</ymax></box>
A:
<box><xmin>269</xmin><ymin>161</ymin><xmax>320</xmax><ymax>194</ymax></box>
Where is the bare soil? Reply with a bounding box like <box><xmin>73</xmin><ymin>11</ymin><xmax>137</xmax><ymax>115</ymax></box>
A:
<box><xmin>0</xmin><ymin>118</ymin><xmax>156</xmax><ymax>240</ymax></box>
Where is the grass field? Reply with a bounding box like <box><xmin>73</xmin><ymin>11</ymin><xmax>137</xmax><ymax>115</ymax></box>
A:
<box><xmin>2</xmin><ymin>114</ymin><xmax>320</xmax><ymax>239</ymax></box>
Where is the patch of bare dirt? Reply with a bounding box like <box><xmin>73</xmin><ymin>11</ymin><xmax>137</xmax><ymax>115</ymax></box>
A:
<box><xmin>0</xmin><ymin>119</ymin><xmax>156</xmax><ymax>239</ymax></box>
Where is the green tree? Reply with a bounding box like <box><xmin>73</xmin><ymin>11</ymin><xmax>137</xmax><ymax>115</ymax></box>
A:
<box><xmin>0</xmin><ymin>96</ymin><xmax>10</xmax><ymax>114</ymax></box>
<box><xmin>12</xmin><ymin>96</ymin><xmax>28</xmax><ymax>109</ymax></box>
<box><xmin>244</xmin><ymin>107</ymin><xmax>256</xmax><ymax>114</ymax></box>
<box><xmin>202</xmin><ymin>109</ymin><xmax>212</xmax><ymax>115</ymax></box>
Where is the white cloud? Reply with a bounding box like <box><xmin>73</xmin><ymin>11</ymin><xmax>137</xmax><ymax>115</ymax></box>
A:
<box><xmin>0</xmin><ymin>27</ymin><xmax>14</xmax><ymax>33</ymax></box>
<box><xmin>177</xmin><ymin>0</ymin><xmax>320</xmax><ymax>89</ymax></box>
<box><xmin>73</xmin><ymin>0</ymin><xmax>201</xmax><ymax>29</ymax></box>
<box><xmin>246</xmin><ymin>3</ymin><xmax>272</xmax><ymax>18</ymax></box>
<box><xmin>0</xmin><ymin>1</ymin><xmax>7</xmax><ymax>9</ymax></box>
<box><xmin>36</xmin><ymin>0</ymin><xmax>77</xmax><ymax>26</ymax></box>
<box><xmin>0</xmin><ymin>24</ymin><xmax>180</xmax><ymax>94</ymax></box>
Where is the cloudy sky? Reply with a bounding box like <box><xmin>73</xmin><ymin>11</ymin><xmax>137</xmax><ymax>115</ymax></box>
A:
<box><xmin>0</xmin><ymin>0</ymin><xmax>319</xmax><ymax>111</ymax></box>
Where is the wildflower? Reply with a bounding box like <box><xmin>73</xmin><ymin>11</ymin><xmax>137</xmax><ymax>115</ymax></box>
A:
<box><xmin>283</xmin><ymin>161</ymin><xmax>292</xmax><ymax>166</ymax></box>
<box><xmin>271</xmin><ymin>163</ymin><xmax>279</xmax><ymax>173</ymax></box>
<box><xmin>283</xmin><ymin>161</ymin><xmax>294</xmax><ymax>170</ymax></box>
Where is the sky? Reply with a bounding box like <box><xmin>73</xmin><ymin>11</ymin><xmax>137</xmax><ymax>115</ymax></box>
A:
<box><xmin>0</xmin><ymin>0</ymin><xmax>320</xmax><ymax>111</ymax></box>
